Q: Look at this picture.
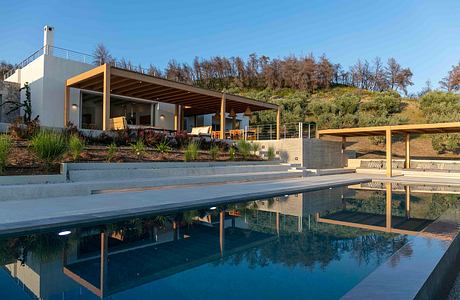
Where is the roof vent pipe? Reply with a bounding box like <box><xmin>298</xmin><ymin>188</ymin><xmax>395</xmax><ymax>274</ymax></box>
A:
<box><xmin>43</xmin><ymin>25</ymin><xmax>54</xmax><ymax>56</ymax></box>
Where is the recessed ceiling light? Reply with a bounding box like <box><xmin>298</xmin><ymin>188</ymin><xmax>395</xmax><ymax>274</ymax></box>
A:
<box><xmin>58</xmin><ymin>230</ymin><xmax>71</xmax><ymax>236</ymax></box>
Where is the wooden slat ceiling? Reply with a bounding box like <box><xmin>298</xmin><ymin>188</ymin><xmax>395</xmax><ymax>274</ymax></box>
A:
<box><xmin>318</xmin><ymin>122</ymin><xmax>460</xmax><ymax>137</ymax></box>
<box><xmin>67</xmin><ymin>66</ymin><xmax>277</xmax><ymax>116</ymax></box>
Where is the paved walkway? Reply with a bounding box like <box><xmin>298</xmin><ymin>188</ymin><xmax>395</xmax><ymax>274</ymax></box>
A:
<box><xmin>0</xmin><ymin>174</ymin><xmax>371</xmax><ymax>236</ymax></box>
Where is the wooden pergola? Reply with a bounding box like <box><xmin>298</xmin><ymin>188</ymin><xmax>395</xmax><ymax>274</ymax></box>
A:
<box><xmin>317</xmin><ymin>122</ymin><xmax>460</xmax><ymax>177</ymax></box>
<box><xmin>317</xmin><ymin>183</ymin><xmax>452</xmax><ymax>241</ymax></box>
<box><xmin>64</xmin><ymin>64</ymin><xmax>280</xmax><ymax>139</ymax></box>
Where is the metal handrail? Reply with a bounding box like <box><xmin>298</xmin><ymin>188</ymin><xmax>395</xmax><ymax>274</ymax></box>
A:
<box><xmin>243</xmin><ymin>122</ymin><xmax>317</xmax><ymax>140</ymax></box>
<box><xmin>3</xmin><ymin>45</ymin><xmax>98</xmax><ymax>80</ymax></box>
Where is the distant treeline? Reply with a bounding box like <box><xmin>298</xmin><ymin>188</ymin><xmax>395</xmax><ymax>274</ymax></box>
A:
<box><xmin>5</xmin><ymin>43</ymin><xmax>460</xmax><ymax>95</ymax></box>
<box><xmin>92</xmin><ymin>44</ymin><xmax>414</xmax><ymax>95</ymax></box>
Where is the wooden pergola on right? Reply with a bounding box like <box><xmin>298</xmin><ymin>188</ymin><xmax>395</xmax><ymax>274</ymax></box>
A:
<box><xmin>317</xmin><ymin>122</ymin><xmax>460</xmax><ymax>177</ymax></box>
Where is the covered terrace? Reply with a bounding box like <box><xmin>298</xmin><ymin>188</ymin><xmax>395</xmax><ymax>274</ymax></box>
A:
<box><xmin>64</xmin><ymin>64</ymin><xmax>280</xmax><ymax>139</ymax></box>
<box><xmin>317</xmin><ymin>122</ymin><xmax>460</xmax><ymax>177</ymax></box>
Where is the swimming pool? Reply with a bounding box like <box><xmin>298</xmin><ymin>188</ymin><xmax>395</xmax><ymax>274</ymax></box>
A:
<box><xmin>0</xmin><ymin>182</ymin><xmax>459</xmax><ymax>299</ymax></box>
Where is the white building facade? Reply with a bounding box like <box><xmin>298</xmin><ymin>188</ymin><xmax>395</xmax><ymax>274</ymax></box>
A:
<box><xmin>4</xmin><ymin>26</ymin><xmax>249</xmax><ymax>131</ymax></box>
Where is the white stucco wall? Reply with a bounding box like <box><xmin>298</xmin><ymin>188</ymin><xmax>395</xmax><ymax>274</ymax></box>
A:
<box><xmin>6</xmin><ymin>56</ymin><xmax>45</xmax><ymax>121</ymax></box>
<box><xmin>43</xmin><ymin>55</ymin><xmax>94</xmax><ymax>127</ymax></box>
<box><xmin>5</xmin><ymin>54</ymin><xmax>94</xmax><ymax>127</ymax></box>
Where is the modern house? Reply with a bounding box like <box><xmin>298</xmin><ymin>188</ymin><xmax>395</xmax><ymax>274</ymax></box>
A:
<box><xmin>4</xmin><ymin>26</ymin><xmax>279</xmax><ymax>136</ymax></box>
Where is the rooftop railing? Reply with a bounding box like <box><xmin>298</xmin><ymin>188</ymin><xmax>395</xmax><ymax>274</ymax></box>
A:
<box><xmin>3</xmin><ymin>45</ymin><xmax>98</xmax><ymax>80</ymax></box>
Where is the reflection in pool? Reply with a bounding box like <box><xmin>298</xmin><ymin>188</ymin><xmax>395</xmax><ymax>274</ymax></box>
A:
<box><xmin>0</xmin><ymin>183</ymin><xmax>459</xmax><ymax>300</ymax></box>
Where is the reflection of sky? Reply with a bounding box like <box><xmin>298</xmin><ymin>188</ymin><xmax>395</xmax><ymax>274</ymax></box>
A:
<box><xmin>113</xmin><ymin>248</ymin><xmax>384</xmax><ymax>300</ymax></box>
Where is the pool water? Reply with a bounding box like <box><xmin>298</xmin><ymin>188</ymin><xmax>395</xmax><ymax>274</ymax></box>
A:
<box><xmin>0</xmin><ymin>183</ymin><xmax>459</xmax><ymax>300</ymax></box>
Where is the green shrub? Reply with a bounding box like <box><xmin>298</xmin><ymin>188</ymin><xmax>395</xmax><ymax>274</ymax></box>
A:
<box><xmin>107</xmin><ymin>142</ymin><xmax>117</xmax><ymax>162</ymax></box>
<box><xmin>31</xmin><ymin>131</ymin><xmax>67</xmax><ymax>169</ymax></box>
<box><xmin>68</xmin><ymin>134</ymin><xmax>85</xmax><ymax>160</ymax></box>
<box><xmin>0</xmin><ymin>135</ymin><xmax>12</xmax><ymax>174</ymax></box>
<box><xmin>155</xmin><ymin>139</ymin><xmax>172</xmax><ymax>153</ymax></box>
<box><xmin>131</xmin><ymin>140</ymin><xmax>146</xmax><ymax>159</ymax></box>
<box><xmin>184</xmin><ymin>142</ymin><xmax>199</xmax><ymax>161</ymax></box>
<box><xmin>209</xmin><ymin>145</ymin><xmax>220</xmax><ymax>160</ymax></box>
<box><xmin>267</xmin><ymin>147</ymin><xmax>275</xmax><ymax>160</ymax></box>
<box><xmin>229</xmin><ymin>147</ymin><xmax>236</xmax><ymax>161</ymax></box>
<box><xmin>251</xmin><ymin>143</ymin><xmax>260</xmax><ymax>154</ymax></box>
<box><xmin>236</xmin><ymin>140</ymin><xmax>252</xmax><ymax>159</ymax></box>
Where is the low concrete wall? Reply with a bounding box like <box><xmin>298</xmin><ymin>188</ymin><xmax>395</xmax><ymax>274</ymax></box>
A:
<box><xmin>303</xmin><ymin>139</ymin><xmax>347</xmax><ymax>169</ymax></box>
<box><xmin>251</xmin><ymin>138</ymin><xmax>302</xmax><ymax>164</ymax></box>
<box><xmin>252</xmin><ymin>138</ymin><xmax>349</xmax><ymax>168</ymax></box>
<box><xmin>349</xmin><ymin>158</ymin><xmax>460</xmax><ymax>171</ymax></box>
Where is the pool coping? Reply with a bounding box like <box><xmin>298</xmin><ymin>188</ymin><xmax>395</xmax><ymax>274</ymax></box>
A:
<box><xmin>342</xmin><ymin>186</ymin><xmax>460</xmax><ymax>300</ymax></box>
<box><xmin>0</xmin><ymin>176</ymin><xmax>371</xmax><ymax>238</ymax></box>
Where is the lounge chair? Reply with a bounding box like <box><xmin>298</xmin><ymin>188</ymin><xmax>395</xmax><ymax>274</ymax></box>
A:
<box><xmin>190</xmin><ymin>126</ymin><xmax>212</xmax><ymax>136</ymax></box>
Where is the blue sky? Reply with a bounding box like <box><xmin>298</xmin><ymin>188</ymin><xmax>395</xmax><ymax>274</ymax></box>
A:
<box><xmin>1</xmin><ymin>0</ymin><xmax>460</xmax><ymax>93</ymax></box>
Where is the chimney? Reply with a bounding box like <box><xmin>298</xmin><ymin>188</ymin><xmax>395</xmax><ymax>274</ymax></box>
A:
<box><xmin>43</xmin><ymin>25</ymin><xmax>54</xmax><ymax>55</ymax></box>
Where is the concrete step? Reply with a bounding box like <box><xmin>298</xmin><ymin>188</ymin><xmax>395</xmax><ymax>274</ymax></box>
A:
<box><xmin>0</xmin><ymin>170</ymin><xmax>302</xmax><ymax>202</ymax></box>
<box><xmin>305</xmin><ymin>168</ymin><xmax>355</xmax><ymax>176</ymax></box>
<box><xmin>68</xmin><ymin>164</ymin><xmax>291</xmax><ymax>182</ymax></box>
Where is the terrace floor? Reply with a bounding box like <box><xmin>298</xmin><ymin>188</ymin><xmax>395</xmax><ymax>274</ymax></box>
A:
<box><xmin>0</xmin><ymin>174</ymin><xmax>372</xmax><ymax>236</ymax></box>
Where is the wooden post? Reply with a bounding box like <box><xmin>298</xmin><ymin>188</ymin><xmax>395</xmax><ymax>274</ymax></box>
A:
<box><xmin>219</xmin><ymin>211</ymin><xmax>225</xmax><ymax>256</ymax></box>
<box><xmin>405</xmin><ymin>133</ymin><xmax>411</xmax><ymax>169</ymax></box>
<box><xmin>180</xmin><ymin>105</ymin><xmax>185</xmax><ymax>131</ymax></box>
<box><xmin>150</xmin><ymin>103</ymin><xmax>155</xmax><ymax>126</ymax></box>
<box><xmin>102</xmin><ymin>64</ymin><xmax>111</xmax><ymax>130</ymax></box>
<box><xmin>232</xmin><ymin>115</ymin><xmax>236</xmax><ymax>129</ymax></box>
<box><xmin>64</xmin><ymin>86</ymin><xmax>70</xmax><ymax>127</ymax></box>
<box><xmin>386</xmin><ymin>128</ymin><xmax>392</xmax><ymax>177</ymax></box>
<box><xmin>220</xmin><ymin>94</ymin><xmax>226</xmax><ymax>139</ymax></box>
<box><xmin>385</xmin><ymin>183</ymin><xmax>392</xmax><ymax>231</ymax></box>
<box><xmin>341</xmin><ymin>136</ymin><xmax>346</xmax><ymax>152</ymax></box>
<box><xmin>405</xmin><ymin>185</ymin><xmax>411</xmax><ymax>219</ymax></box>
<box><xmin>276</xmin><ymin>107</ymin><xmax>281</xmax><ymax>140</ymax></box>
<box><xmin>100</xmin><ymin>231</ymin><xmax>108</xmax><ymax>297</ymax></box>
<box><xmin>174</xmin><ymin>104</ymin><xmax>179</xmax><ymax>131</ymax></box>
<box><xmin>276</xmin><ymin>212</ymin><xmax>280</xmax><ymax>236</ymax></box>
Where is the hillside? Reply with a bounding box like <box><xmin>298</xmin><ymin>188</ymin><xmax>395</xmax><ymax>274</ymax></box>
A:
<box><xmin>229</xmin><ymin>86</ymin><xmax>460</xmax><ymax>159</ymax></box>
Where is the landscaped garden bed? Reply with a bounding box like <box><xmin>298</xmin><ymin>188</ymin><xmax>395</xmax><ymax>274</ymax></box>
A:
<box><xmin>0</xmin><ymin>121</ymin><xmax>275</xmax><ymax>176</ymax></box>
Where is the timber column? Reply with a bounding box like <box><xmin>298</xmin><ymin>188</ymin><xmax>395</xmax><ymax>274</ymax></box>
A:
<box><xmin>102</xmin><ymin>64</ymin><xmax>111</xmax><ymax>131</ymax></box>
<box><xmin>276</xmin><ymin>107</ymin><xmax>281</xmax><ymax>140</ymax></box>
<box><xmin>386</xmin><ymin>128</ymin><xmax>392</xmax><ymax>177</ymax></box>
<box><xmin>220</xmin><ymin>94</ymin><xmax>226</xmax><ymax>139</ymax></box>
<box><xmin>405</xmin><ymin>133</ymin><xmax>411</xmax><ymax>169</ymax></box>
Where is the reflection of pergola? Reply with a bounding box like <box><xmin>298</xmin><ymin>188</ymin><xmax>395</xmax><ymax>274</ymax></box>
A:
<box><xmin>63</xmin><ymin>212</ymin><xmax>275</xmax><ymax>298</ymax></box>
<box><xmin>317</xmin><ymin>122</ymin><xmax>460</xmax><ymax>177</ymax></box>
<box><xmin>316</xmin><ymin>183</ymin><xmax>452</xmax><ymax>241</ymax></box>
<box><xmin>64</xmin><ymin>64</ymin><xmax>280</xmax><ymax>138</ymax></box>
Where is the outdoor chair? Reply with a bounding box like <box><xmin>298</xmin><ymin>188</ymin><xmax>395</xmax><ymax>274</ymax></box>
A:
<box><xmin>190</xmin><ymin>126</ymin><xmax>212</xmax><ymax>136</ymax></box>
<box><xmin>110</xmin><ymin>116</ymin><xmax>128</xmax><ymax>130</ymax></box>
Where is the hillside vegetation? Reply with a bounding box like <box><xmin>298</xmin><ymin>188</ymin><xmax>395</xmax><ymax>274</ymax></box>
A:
<box><xmin>230</xmin><ymin>86</ymin><xmax>460</xmax><ymax>158</ymax></box>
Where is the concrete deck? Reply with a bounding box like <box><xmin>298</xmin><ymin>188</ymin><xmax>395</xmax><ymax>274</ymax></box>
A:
<box><xmin>0</xmin><ymin>174</ymin><xmax>371</xmax><ymax>236</ymax></box>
